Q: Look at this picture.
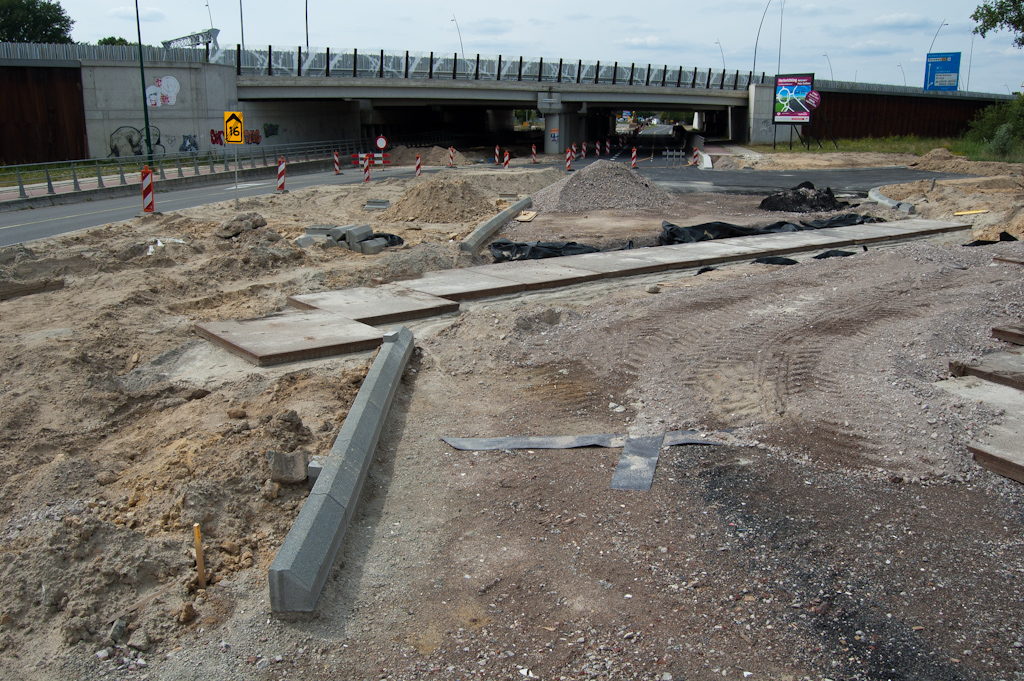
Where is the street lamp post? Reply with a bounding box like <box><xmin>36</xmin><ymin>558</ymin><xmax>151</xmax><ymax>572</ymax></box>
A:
<box><xmin>451</xmin><ymin>14</ymin><xmax>465</xmax><ymax>69</ymax></box>
<box><xmin>715</xmin><ymin>39</ymin><xmax>726</xmax><ymax>71</ymax></box>
<box><xmin>823</xmin><ymin>52</ymin><xmax>833</xmax><ymax>80</ymax></box>
<box><xmin>929</xmin><ymin>19</ymin><xmax>948</xmax><ymax>53</ymax></box>
<box><xmin>134</xmin><ymin>0</ymin><xmax>153</xmax><ymax>164</ymax></box>
<box><xmin>777</xmin><ymin>0</ymin><xmax>785</xmax><ymax>75</ymax></box>
<box><xmin>897</xmin><ymin>62</ymin><xmax>906</xmax><ymax>86</ymax></box>
<box><xmin>752</xmin><ymin>0</ymin><xmax>771</xmax><ymax>77</ymax></box>
<box><xmin>239</xmin><ymin>0</ymin><xmax>245</xmax><ymax>52</ymax></box>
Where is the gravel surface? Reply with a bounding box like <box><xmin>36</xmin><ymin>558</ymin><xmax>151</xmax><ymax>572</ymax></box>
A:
<box><xmin>532</xmin><ymin>160</ymin><xmax>670</xmax><ymax>213</ymax></box>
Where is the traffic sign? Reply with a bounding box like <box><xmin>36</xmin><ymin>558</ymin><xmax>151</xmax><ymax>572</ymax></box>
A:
<box><xmin>375</xmin><ymin>135</ymin><xmax>388</xmax><ymax>151</ymax></box>
<box><xmin>224</xmin><ymin>111</ymin><xmax>243</xmax><ymax>144</ymax></box>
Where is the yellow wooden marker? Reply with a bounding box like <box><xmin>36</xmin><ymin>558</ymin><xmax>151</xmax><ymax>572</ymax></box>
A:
<box><xmin>954</xmin><ymin>209</ymin><xmax>990</xmax><ymax>216</ymax></box>
<box><xmin>193</xmin><ymin>523</ymin><xmax>206</xmax><ymax>589</ymax></box>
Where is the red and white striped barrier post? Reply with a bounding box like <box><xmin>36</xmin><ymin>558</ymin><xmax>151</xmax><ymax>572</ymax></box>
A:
<box><xmin>565</xmin><ymin>147</ymin><xmax>572</xmax><ymax>172</ymax></box>
<box><xmin>503</xmin><ymin>150</ymin><xmax>510</xmax><ymax>169</ymax></box>
<box><xmin>141</xmin><ymin>165</ymin><xmax>154</xmax><ymax>212</ymax></box>
<box><xmin>571</xmin><ymin>142</ymin><xmax>577</xmax><ymax>160</ymax></box>
<box><xmin>631</xmin><ymin>147</ymin><xmax>637</xmax><ymax>168</ymax></box>
<box><xmin>333</xmin><ymin>150</ymin><xmax>340</xmax><ymax>174</ymax></box>
<box><xmin>531</xmin><ymin>144</ymin><xmax>537</xmax><ymax>164</ymax></box>
<box><xmin>692</xmin><ymin>148</ymin><xmax>699</xmax><ymax>165</ymax></box>
<box><xmin>415</xmin><ymin>153</ymin><xmax>422</xmax><ymax>177</ymax></box>
<box><xmin>363</xmin><ymin>154</ymin><xmax>371</xmax><ymax>182</ymax></box>
<box><xmin>494</xmin><ymin>144</ymin><xmax>500</xmax><ymax>165</ymax></box>
<box><xmin>595</xmin><ymin>141</ymin><xmax>601</xmax><ymax>158</ymax></box>
<box><xmin>449</xmin><ymin>146</ymin><xmax>455</xmax><ymax>167</ymax></box>
<box><xmin>605</xmin><ymin>140</ymin><xmax>610</xmax><ymax>155</ymax></box>
<box><xmin>581</xmin><ymin>141</ymin><xmax>587</xmax><ymax>159</ymax></box>
<box><xmin>276</xmin><ymin>157</ymin><xmax>286</xmax><ymax>192</ymax></box>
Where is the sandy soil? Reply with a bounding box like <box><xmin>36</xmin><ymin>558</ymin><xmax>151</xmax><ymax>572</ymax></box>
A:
<box><xmin>1</xmin><ymin>151</ymin><xmax>1023</xmax><ymax>681</ymax></box>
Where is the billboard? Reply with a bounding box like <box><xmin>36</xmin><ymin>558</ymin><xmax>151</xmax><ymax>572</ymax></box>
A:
<box><xmin>924</xmin><ymin>52</ymin><xmax>961</xmax><ymax>91</ymax></box>
<box><xmin>774</xmin><ymin>74</ymin><xmax>814</xmax><ymax>124</ymax></box>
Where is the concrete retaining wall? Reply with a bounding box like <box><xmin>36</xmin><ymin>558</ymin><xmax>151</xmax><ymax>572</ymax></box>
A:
<box><xmin>460</xmin><ymin>196</ymin><xmax>533</xmax><ymax>253</ymax></box>
<box><xmin>268</xmin><ymin>326</ymin><xmax>414</xmax><ymax>612</ymax></box>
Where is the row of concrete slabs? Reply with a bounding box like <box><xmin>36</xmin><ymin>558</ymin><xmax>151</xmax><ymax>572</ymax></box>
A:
<box><xmin>195</xmin><ymin>218</ymin><xmax>970</xmax><ymax>366</ymax></box>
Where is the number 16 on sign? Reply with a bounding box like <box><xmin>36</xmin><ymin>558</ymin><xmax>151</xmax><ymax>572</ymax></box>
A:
<box><xmin>224</xmin><ymin>111</ymin><xmax>243</xmax><ymax>208</ymax></box>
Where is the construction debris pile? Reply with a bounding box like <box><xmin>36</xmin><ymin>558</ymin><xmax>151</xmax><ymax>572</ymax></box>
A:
<box><xmin>532</xmin><ymin>160</ymin><xmax>670</xmax><ymax>213</ymax></box>
<box><xmin>379</xmin><ymin>177</ymin><xmax>495</xmax><ymax>224</ymax></box>
<box><xmin>758</xmin><ymin>181</ymin><xmax>849</xmax><ymax>212</ymax></box>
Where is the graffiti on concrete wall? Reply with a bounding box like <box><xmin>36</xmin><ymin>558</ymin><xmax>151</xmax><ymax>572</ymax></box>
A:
<box><xmin>263</xmin><ymin>123</ymin><xmax>280</xmax><ymax>138</ymax></box>
<box><xmin>145</xmin><ymin>76</ymin><xmax>181</xmax><ymax>107</ymax></box>
<box><xmin>210</xmin><ymin>129</ymin><xmax>224</xmax><ymax>146</ymax></box>
<box><xmin>243</xmin><ymin>129</ymin><xmax>262</xmax><ymax>144</ymax></box>
<box><xmin>179</xmin><ymin>134</ymin><xmax>199</xmax><ymax>152</ymax></box>
<box><xmin>109</xmin><ymin>125</ymin><xmax>165</xmax><ymax>157</ymax></box>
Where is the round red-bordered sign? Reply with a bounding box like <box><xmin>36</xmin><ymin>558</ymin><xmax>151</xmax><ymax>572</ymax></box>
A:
<box><xmin>805</xmin><ymin>90</ymin><xmax>821</xmax><ymax>110</ymax></box>
<box><xmin>375</xmin><ymin>135</ymin><xmax>388</xmax><ymax>150</ymax></box>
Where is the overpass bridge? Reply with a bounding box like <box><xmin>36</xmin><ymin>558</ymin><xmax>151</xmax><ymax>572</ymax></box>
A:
<box><xmin>0</xmin><ymin>41</ymin><xmax>1013</xmax><ymax>163</ymax></box>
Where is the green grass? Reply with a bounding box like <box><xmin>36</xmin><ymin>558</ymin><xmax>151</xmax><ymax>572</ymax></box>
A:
<box><xmin>745</xmin><ymin>134</ymin><xmax>1024</xmax><ymax>162</ymax></box>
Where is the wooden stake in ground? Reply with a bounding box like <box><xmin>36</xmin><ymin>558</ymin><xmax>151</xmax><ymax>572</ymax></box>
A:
<box><xmin>193</xmin><ymin>523</ymin><xmax>206</xmax><ymax>589</ymax></box>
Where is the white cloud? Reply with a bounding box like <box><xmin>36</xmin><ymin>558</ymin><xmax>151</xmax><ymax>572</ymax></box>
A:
<box><xmin>622</xmin><ymin>36</ymin><xmax>662</xmax><ymax>48</ymax></box>
<box><xmin>108</xmin><ymin>6</ymin><xmax>166</xmax><ymax>22</ymax></box>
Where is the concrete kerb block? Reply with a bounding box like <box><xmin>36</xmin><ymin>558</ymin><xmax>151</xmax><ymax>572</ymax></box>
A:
<box><xmin>306</xmin><ymin>224</ymin><xmax>336</xmax><ymax>236</ymax></box>
<box><xmin>268</xmin><ymin>326</ymin><xmax>414</xmax><ymax>613</ymax></box>
<box><xmin>328</xmin><ymin>225</ymin><xmax>355</xmax><ymax>241</ymax></box>
<box><xmin>461</xmin><ymin>196</ymin><xmax>533</xmax><ymax>253</ymax></box>
<box><xmin>868</xmin><ymin>186</ymin><xmax>916</xmax><ymax>214</ymax></box>
<box><xmin>360</xmin><ymin>238</ymin><xmax>388</xmax><ymax>255</ymax></box>
<box><xmin>345</xmin><ymin>225</ymin><xmax>374</xmax><ymax>248</ymax></box>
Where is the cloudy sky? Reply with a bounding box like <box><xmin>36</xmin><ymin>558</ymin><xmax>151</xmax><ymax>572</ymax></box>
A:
<box><xmin>61</xmin><ymin>0</ymin><xmax>1020</xmax><ymax>95</ymax></box>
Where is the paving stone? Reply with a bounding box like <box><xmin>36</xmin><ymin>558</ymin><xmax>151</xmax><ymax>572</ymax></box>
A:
<box><xmin>194</xmin><ymin>311</ymin><xmax>383</xmax><ymax>366</ymax></box>
<box><xmin>468</xmin><ymin>261</ymin><xmax>602</xmax><ymax>290</ymax></box>
<box><xmin>305</xmin><ymin>224</ymin><xmax>336</xmax><ymax>236</ymax></box>
<box><xmin>359</xmin><ymin>237</ymin><xmax>388</xmax><ymax>255</ymax></box>
<box><xmin>294</xmin><ymin>235</ymin><xmax>318</xmax><ymax>248</ymax></box>
<box><xmin>399</xmin><ymin>269</ymin><xmax>526</xmax><ymax>301</ymax></box>
<box><xmin>271</xmin><ymin>449</ymin><xmax>308</xmax><ymax>483</ymax></box>
<box><xmin>345</xmin><ymin>224</ymin><xmax>374</xmax><ymax>248</ymax></box>
<box><xmin>288</xmin><ymin>285</ymin><xmax>459</xmax><ymax>324</ymax></box>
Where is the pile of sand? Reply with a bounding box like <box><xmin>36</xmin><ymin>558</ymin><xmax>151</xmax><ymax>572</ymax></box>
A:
<box><xmin>388</xmin><ymin>145</ymin><xmax>472</xmax><ymax>167</ymax></box>
<box><xmin>531</xmin><ymin>160</ymin><xmax>671</xmax><ymax>213</ymax></box>
<box><xmin>908</xmin><ymin>147</ymin><xmax>1024</xmax><ymax>176</ymax></box>
<box><xmin>378</xmin><ymin>177</ymin><xmax>495</xmax><ymax>224</ymax></box>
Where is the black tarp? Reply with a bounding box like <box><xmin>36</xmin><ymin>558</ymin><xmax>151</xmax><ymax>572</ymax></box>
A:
<box><xmin>963</xmin><ymin>231</ymin><xmax>1018</xmax><ymax>247</ymax></box>
<box><xmin>489</xmin><ymin>238</ymin><xmax>600</xmax><ymax>262</ymax></box>
<box><xmin>759</xmin><ymin>181</ymin><xmax>849</xmax><ymax>212</ymax></box>
<box><xmin>659</xmin><ymin>213</ymin><xmax>884</xmax><ymax>246</ymax></box>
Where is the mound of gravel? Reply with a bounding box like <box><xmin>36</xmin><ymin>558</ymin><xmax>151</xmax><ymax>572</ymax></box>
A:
<box><xmin>378</xmin><ymin>177</ymin><xmax>494</xmax><ymax>224</ymax></box>
<box><xmin>531</xmin><ymin>160</ymin><xmax>671</xmax><ymax>213</ymax></box>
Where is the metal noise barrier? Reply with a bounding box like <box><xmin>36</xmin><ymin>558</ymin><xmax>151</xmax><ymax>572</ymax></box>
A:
<box><xmin>268</xmin><ymin>327</ymin><xmax>415</xmax><ymax>612</ymax></box>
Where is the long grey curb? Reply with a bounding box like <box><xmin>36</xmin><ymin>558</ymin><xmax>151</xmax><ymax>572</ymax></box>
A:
<box><xmin>460</xmin><ymin>196</ymin><xmax>533</xmax><ymax>252</ymax></box>
<box><xmin>868</xmin><ymin>186</ymin><xmax>916</xmax><ymax>214</ymax></box>
<box><xmin>0</xmin><ymin>159</ymin><xmax>333</xmax><ymax>214</ymax></box>
<box><xmin>268</xmin><ymin>326</ymin><xmax>414</xmax><ymax>612</ymax></box>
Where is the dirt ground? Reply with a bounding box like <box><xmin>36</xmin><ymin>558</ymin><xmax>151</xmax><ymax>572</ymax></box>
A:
<box><xmin>1</xmin><ymin>150</ymin><xmax>1023</xmax><ymax>681</ymax></box>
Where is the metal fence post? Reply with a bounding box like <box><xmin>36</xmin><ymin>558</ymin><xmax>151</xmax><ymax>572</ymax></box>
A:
<box><xmin>353</xmin><ymin>48</ymin><xmax>358</xmax><ymax>77</ymax></box>
<box><xmin>15</xmin><ymin>167</ymin><xmax>27</xmax><ymax>198</ymax></box>
<box><xmin>95</xmin><ymin>160</ymin><xmax>104</xmax><ymax>188</ymax></box>
<box><xmin>158</xmin><ymin>160</ymin><xmax>166</xmax><ymax>179</ymax></box>
<box><xmin>209</xmin><ymin>153</ymin><xmax>216</xmax><ymax>173</ymax></box>
<box><xmin>44</xmin><ymin>168</ymin><xmax>55</xmax><ymax>194</ymax></box>
<box><xmin>117</xmin><ymin>158</ymin><xmax>126</xmax><ymax>185</ymax></box>
<box><xmin>71</xmin><ymin>162</ymin><xmax>81</xmax><ymax>191</ymax></box>
<box><xmin>262</xmin><ymin>147</ymin><xmax>268</xmax><ymax>166</ymax></box>
<box><xmin>193</xmin><ymin>154</ymin><xmax>200</xmax><ymax>176</ymax></box>
<box><xmin>595</xmin><ymin>60</ymin><xmax>600</xmax><ymax>84</ymax></box>
<box><xmin>176</xmin><ymin>156</ymin><xmax>183</xmax><ymax>177</ymax></box>
<box><xmin>250</xmin><ymin>148</ymin><xmax>256</xmax><ymax>169</ymax></box>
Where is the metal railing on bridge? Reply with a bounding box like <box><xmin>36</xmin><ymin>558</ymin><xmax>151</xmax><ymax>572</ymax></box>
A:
<box><xmin>220</xmin><ymin>46</ymin><xmax>763</xmax><ymax>91</ymax></box>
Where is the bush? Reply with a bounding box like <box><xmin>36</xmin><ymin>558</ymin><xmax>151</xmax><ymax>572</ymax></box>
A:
<box><xmin>989</xmin><ymin>123</ymin><xmax>1016</xmax><ymax>156</ymax></box>
<box><xmin>966</xmin><ymin>95</ymin><xmax>1024</xmax><ymax>144</ymax></box>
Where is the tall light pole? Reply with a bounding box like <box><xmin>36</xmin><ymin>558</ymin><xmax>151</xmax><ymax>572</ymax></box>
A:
<box><xmin>134</xmin><ymin>0</ymin><xmax>153</xmax><ymax>164</ymax></box>
<box><xmin>777</xmin><ymin>0</ymin><xmax>785</xmax><ymax>75</ymax></box>
<box><xmin>451</xmin><ymin>15</ymin><xmax>465</xmax><ymax>61</ymax></box>
<box><xmin>823</xmin><ymin>52</ymin><xmax>833</xmax><ymax>80</ymax></box>
<box><xmin>897</xmin><ymin>62</ymin><xmax>906</xmax><ymax>86</ymax></box>
<box><xmin>305</xmin><ymin>0</ymin><xmax>309</xmax><ymax>48</ymax></box>
<box><xmin>752</xmin><ymin>0</ymin><xmax>771</xmax><ymax>78</ymax></box>
<box><xmin>966</xmin><ymin>31</ymin><xmax>975</xmax><ymax>91</ymax></box>
<box><xmin>929</xmin><ymin>19</ymin><xmax>948</xmax><ymax>53</ymax></box>
<box><xmin>715</xmin><ymin>39</ymin><xmax>726</xmax><ymax>71</ymax></box>
<box><xmin>239</xmin><ymin>0</ymin><xmax>245</xmax><ymax>52</ymax></box>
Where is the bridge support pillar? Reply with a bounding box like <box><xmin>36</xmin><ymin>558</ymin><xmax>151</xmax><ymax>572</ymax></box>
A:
<box><xmin>537</xmin><ymin>91</ymin><xmax>569</xmax><ymax>155</ymax></box>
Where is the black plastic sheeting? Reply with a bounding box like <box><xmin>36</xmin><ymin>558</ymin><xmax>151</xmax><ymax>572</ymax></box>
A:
<box><xmin>759</xmin><ymin>181</ymin><xmax>849</xmax><ymax>212</ymax></box>
<box><xmin>489</xmin><ymin>238</ymin><xmax>601</xmax><ymax>262</ymax></box>
<box><xmin>963</xmin><ymin>231</ymin><xmax>1018</xmax><ymax>247</ymax></box>
<box><xmin>441</xmin><ymin>430</ymin><xmax>720</xmax><ymax>451</ymax></box>
<box><xmin>813</xmin><ymin>249</ymin><xmax>857</xmax><ymax>259</ymax></box>
<box><xmin>753</xmin><ymin>256</ymin><xmax>799</xmax><ymax>266</ymax></box>
<box><xmin>659</xmin><ymin>213</ymin><xmax>885</xmax><ymax>246</ymax></box>
<box><xmin>373</xmin><ymin>233</ymin><xmax>404</xmax><ymax>247</ymax></box>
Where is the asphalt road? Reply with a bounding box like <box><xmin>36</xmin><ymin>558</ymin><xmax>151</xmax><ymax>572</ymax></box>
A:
<box><xmin>0</xmin><ymin>152</ymin><xmax>973</xmax><ymax>247</ymax></box>
<box><xmin>0</xmin><ymin>165</ymin><xmax>427</xmax><ymax>248</ymax></box>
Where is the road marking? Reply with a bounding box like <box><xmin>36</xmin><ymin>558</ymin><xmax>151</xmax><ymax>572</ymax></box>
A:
<box><xmin>223</xmin><ymin>182</ymin><xmax>270</xmax><ymax>190</ymax></box>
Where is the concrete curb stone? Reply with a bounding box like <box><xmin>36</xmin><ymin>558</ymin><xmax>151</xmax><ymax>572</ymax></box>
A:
<box><xmin>460</xmin><ymin>196</ymin><xmax>533</xmax><ymax>253</ymax></box>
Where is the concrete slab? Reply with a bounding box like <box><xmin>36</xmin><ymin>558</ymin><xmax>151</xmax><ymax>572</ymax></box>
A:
<box><xmin>555</xmin><ymin>251</ymin><xmax>675</xmax><ymax>278</ymax></box>
<box><xmin>288</xmin><ymin>285</ymin><xmax>459</xmax><ymax>325</ymax></box>
<box><xmin>950</xmin><ymin>351</ymin><xmax>1024</xmax><ymax>391</ymax></box>
<box><xmin>656</xmin><ymin>240</ymin><xmax>764</xmax><ymax>265</ymax></box>
<box><xmin>194</xmin><ymin>311</ymin><xmax>383</xmax><ymax>366</ymax></box>
<box><xmin>610</xmin><ymin>434</ymin><xmax>666</xmax><ymax>491</ymax></box>
<box><xmin>398</xmin><ymin>269</ymin><xmax>527</xmax><ymax>301</ymax></box>
<box><xmin>468</xmin><ymin>261</ymin><xmax>603</xmax><ymax>291</ymax></box>
<box><xmin>810</xmin><ymin>223</ymin><xmax>916</xmax><ymax>245</ymax></box>
<box><xmin>883</xmin><ymin>218</ymin><xmax>971</xmax><ymax>235</ymax></box>
<box><xmin>968</xmin><ymin>428</ymin><xmax>1024</xmax><ymax>485</ymax></box>
<box><xmin>994</xmin><ymin>324</ymin><xmax>1024</xmax><ymax>346</ymax></box>
<box><xmin>715</xmin><ymin>230</ymin><xmax>844</xmax><ymax>255</ymax></box>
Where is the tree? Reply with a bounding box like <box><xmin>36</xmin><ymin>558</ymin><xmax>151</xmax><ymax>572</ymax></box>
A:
<box><xmin>97</xmin><ymin>36</ymin><xmax>129</xmax><ymax>46</ymax></box>
<box><xmin>0</xmin><ymin>0</ymin><xmax>74</xmax><ymax>43</ymax></box>
<box><xmin>972</xmin><ymin>0</ymin><xmax>1024</xmax><ymax>47</ymax></box>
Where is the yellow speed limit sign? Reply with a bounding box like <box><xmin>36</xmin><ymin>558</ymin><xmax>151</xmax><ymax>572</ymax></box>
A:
<box><xmin>224</xmin><ymin>111</ymin><xmax>243</xmax><ymax>144</ymax></box>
